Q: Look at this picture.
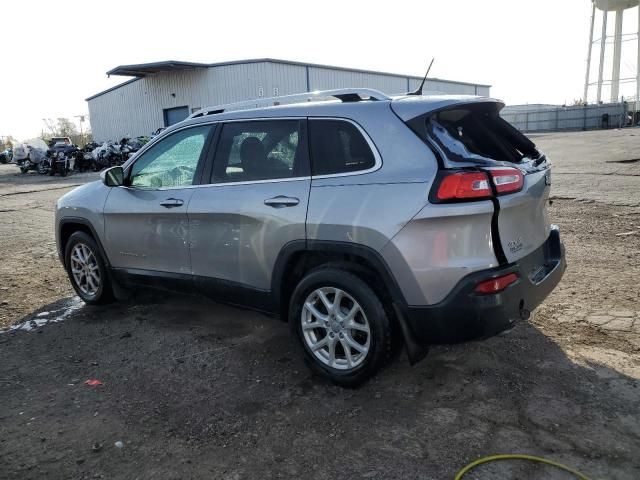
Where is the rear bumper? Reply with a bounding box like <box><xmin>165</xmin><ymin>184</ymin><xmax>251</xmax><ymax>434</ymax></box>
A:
<box><xmin>404</xmin><ymin>226</ymin><xmax>566</xmax><ymax>344</ymax></box>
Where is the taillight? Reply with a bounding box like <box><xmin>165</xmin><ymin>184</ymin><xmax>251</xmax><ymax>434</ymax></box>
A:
<box><xmin>488</xmin><ymin>168</ymin><xmax>524</xmax><ymax>195</ymax></box>
<box><xmin>474</xmin><ymin>273</ymin><xmax>519</xmax><ymax>294</ymax></box>
<box><xmin>433</xmin><ymin>168</ymin><xmax>524</xmax><ymax>202</ymax></box>
<box><xmin>435</xmin><ymin>171</ymin><xmax>492</xmax><ymax>201</ymax></box>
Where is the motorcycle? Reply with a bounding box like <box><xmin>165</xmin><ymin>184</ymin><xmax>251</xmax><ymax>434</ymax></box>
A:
<box><xmin>119</xmin><ymin>141</ymin><xmax>132</xmax><ymax>160</ymax></box>
<box><xmin>47</xmin><ymin>141</ymin><xmax>79</xmax><ymax>176</ymax></box>
<box><xmin>13</xmin><ymin>139</ymin><xmax>49</xmax><ymax>174</ymax></box>
<box><xmin>120</xmin><ymin>137</ymin><xmax>145</xmax><ymax>158</ymax></box>
<box><xmin>46</xmin><ymin>150</ymin><xmax>73</xmax><ymax>176</ymax></box>
<box><xmin>93</xmin><ymin>141</ymin><xmax>125</xmax><ymax>170</ymax></box>
<box><xmin>72</xmin><ymin>142</ymin><xmax>100</xmax><ymax>172</ymax></box>
<box><xmin>0</xmin><ymin>148</ymin><xmax>12</xmax><ymax>164</ymax></box>
<box><xmin>73</xmin><ymin>149</ymin><xmax>93</xmax><ymax>172</ymax></box>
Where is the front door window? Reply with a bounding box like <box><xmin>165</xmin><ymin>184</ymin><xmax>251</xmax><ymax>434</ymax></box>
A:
<box><xmin>129</xmin><ymin>125</ymin><xmax>211</xmax><ymax>189</ymax></box>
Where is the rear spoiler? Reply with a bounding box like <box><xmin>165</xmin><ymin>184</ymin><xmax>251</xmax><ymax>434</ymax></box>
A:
<box><xmin>390</xmin><ymin>95</ymin><xmax>504</xmax><ymax>122</ymax></box>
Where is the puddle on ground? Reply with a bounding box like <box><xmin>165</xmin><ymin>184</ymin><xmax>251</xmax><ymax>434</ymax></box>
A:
<box><xmin>0</xmin><ymin>297</ymin><xmax>84</xmax><ymax>334</ymax></box>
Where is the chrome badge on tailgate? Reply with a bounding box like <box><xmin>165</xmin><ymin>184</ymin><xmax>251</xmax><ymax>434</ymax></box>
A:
<box><xmin>508</xmin><ymin>237</ymin><xmax>524</xmax><ymax>254</ymax></box>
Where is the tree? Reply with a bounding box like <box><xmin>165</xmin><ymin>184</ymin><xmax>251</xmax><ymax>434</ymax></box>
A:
<box><xmin>41</xmin><ymin>118</ymin><xmax>92</xmax><ymax>147</ymax></box>
<box><xmin>42</xmin><ymin>118</ymin><xmax>79</xmax><ymax>138</ymax></box>
<box><xmin>0</xmin><ymin>135</ymin><xmax>16</xmax><ymax>151</ymax></box>
<box><xmin>55</xmin><ymin>118</ymin><xmax>79</xmax><ymax>137</ymax></box>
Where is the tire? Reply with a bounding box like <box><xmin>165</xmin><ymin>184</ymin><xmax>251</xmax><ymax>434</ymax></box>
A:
<box><xmin>20</xmin><ymin>167</ymin><xmax>28</xmax><ymax>174</ymax></box>
<box><xmin>289</xmin><ymin>267</ymin><xmax>394</xmax><ymax>386</ymax></box>
<box><xmin>64</xmin><ymin>231</ymin><xmax>114</xmax><ymax>305</ymax></box>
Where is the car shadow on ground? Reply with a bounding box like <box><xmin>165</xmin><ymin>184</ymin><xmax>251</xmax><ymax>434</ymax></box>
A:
<box><xmin>1</xmin><ymin>292</ymin><xmax>638</xmax><ymax>479</ymax></box>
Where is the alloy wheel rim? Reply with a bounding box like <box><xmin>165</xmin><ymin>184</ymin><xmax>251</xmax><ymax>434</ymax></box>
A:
<box><xmin>70</xmin><ymin>243</ymin><xmax>101</xmax><ymax>296</ymax></box>
<box><xmin>301</xmin><ymin>287</ymin><xmax>371</xmax><ymax>370</ymax></box>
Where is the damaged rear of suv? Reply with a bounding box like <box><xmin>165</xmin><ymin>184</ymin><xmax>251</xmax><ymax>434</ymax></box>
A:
<box><xmin>55</xmin><ymin>89</ymin><xmax>565</xmax><ymax>386</ymax></box>
<box><xmin>388</xmin><ymin>95</ymin><xmax>565</xmax><ymax>347</ymax></box>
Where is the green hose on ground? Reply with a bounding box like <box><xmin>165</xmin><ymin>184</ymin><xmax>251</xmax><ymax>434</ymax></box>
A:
<box><xmin>455</xmin><ymin>454</ymin><xmax>593</xmax><ymax>480</ymax></box>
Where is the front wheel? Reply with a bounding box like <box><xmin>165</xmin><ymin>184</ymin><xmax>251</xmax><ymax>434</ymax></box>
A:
<box><xmin>289</xmin><ymin>268</ymin><xmax>394</xmax><ymax>386</ymax></box>
<box><xmin>64</xmin><ymin>231</ymin><xmax>114</xmax><ymax>305</ymax></box>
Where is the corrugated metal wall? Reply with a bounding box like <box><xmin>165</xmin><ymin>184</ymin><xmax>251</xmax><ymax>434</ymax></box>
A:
<box><xmin>501</xmin><ymin>102</ymin><xmax>627</xmax><ymax>132</ymax></box>
<box><xmin>308</xmin><ymin>67</ymin><xmax>408</xmax><ymax>93</ymax></box>
<box><xmin>88</xmin><ymin>69</ymin><xmax>211</xmax><ymax>142</ymax></box>
<box><xmin>407</xmin><ymin>78</ymin><xmax>489</xmax><ymax>96</ymax></box>
<box><xmin>88</xmin><ymin>61</ymin><xmax>490</xmax><ymax>141</ymax></box>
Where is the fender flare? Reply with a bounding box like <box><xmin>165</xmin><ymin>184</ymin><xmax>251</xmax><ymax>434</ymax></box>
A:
<box><xmin>57</xmin><ymin>217</ymin><xmax>111</xmax><ymax>267</ymax></box>
<box><xmin>58</xmin><ymin>217</ymin><xmax>132</xmax><ymax>300</ymax></box>
<box><xmin>271</xmin><ymin>240</ymin><xmax>428</xmax><ymax>364</ymax></box>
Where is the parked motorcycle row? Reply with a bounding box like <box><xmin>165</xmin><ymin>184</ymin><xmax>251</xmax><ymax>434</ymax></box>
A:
<box><xmin>6</xmin><ymin>136</ymin><xmax>150</xmax><ymax>176</ymax></box>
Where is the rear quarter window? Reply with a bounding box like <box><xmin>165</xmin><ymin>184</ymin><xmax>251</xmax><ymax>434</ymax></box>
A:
<box><xmin>309</xmin><ymin>119</ymin><xmax>376</xmax><ymax>176</ymax></box>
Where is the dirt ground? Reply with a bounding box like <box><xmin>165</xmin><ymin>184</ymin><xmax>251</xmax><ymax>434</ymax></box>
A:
<box><xmin>1</xmin><ymin>129</ymin><xmax>639</xmax><ymax>479</ymax></box>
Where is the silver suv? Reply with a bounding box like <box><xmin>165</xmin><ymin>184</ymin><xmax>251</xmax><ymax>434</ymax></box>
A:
<box><xmin>55</xmin><ymin>89</ymin><xmax>566</xmax><ymax>386</ymax></box>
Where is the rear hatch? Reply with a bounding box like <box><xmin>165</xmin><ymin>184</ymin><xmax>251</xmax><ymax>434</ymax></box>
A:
<box><xmin>394</xmin><ymin>98</ymin><xmax>551</xmax><ymax>264</ymax></box>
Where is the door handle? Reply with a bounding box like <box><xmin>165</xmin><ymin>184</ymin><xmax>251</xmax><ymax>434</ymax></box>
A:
<box><xmin>264</xmin><ymin>196</ymin><xmax>300</xmax><ymax>208</ymax></box>
<box><xmin>160</xmin><ymin>198</ymin><xmax>184</xmax><ymax>208</ymax></box>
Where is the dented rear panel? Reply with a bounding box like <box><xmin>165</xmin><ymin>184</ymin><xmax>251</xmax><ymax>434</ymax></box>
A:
<box><xmin>393</xmin><ymin>97</ymin><xmax>553</xmax><ymax>265</ymax></box>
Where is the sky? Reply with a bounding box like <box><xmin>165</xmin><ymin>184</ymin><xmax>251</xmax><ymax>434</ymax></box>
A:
<box><xmin>1</xmin><ymin>0</ymin><xmax>636</xmax><ymax>140</ymax></box>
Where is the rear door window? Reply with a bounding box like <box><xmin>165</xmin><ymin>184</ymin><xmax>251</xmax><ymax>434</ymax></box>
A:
<box><xmin>309</xmin><ymin>119</ymin><xmax>376</xmax><ymax>176</ymax></box>
<box><xmin>211</xmin><ymin>120</ymin><xmax>308</xmax><ymax>183</ymax></box>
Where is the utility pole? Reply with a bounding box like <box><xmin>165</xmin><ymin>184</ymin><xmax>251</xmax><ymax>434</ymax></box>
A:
<box><xmin>74</xmin><ymin>115</ymin><xmax>85</xmax><ymax>137</ymax></box>
<box><xmin>74</xmin><ymin>115</ymin><xmax>88</xmax><ymax>146</ymax></box>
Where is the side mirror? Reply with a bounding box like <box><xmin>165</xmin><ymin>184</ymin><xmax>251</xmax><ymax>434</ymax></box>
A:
<box><xmin>100</xmin><ymin>166</ymin><xmax>125</xmax><ymax>187</ymax></box>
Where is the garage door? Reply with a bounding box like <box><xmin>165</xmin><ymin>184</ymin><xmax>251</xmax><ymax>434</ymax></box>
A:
<box><xmin>163</xmin><ymin>106</ymin><xmax>190</xmax><ymax>127</ymax></box>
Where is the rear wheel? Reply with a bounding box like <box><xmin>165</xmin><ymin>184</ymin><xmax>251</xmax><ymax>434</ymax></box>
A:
<box><xmin>289</xmin><ymin>268</ymin><xmax>394</xmax><ymax>386</ymax></box>
<box><xmin>64</xmin><ymin>231</ymin><xmax>114</xmax><ymax>305</ymax></box>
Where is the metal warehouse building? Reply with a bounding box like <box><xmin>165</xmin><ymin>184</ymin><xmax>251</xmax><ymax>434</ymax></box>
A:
<box><xmin>86</xmin><ymin>58</ymin><xmax>491</xmax><ymax>142</ymax></box>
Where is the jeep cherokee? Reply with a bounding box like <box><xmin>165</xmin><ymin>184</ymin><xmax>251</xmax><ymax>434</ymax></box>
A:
<box><xmin>55</xmin><ymin>89</ymin><xmax>566</xmax><ymax>386</ymax></box>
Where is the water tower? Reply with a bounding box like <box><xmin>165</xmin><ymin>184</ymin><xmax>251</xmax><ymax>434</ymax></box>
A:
<box><xmin>584</xmin><ymin>0</ymin><xmax>640</xmax><ymax>106</ymax></box>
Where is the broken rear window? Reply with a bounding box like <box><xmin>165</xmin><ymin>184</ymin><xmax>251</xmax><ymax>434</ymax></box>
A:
<box><xmin>427</xmin><ymin>104</ymin><xmax>539</xmax><ymax>164</ymax></box>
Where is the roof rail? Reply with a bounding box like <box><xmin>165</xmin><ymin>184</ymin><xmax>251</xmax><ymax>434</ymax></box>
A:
<box><xmin>188</xmin><ymin>88</ymin><xmax>391</xmax><ymax>119</ymax></box>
